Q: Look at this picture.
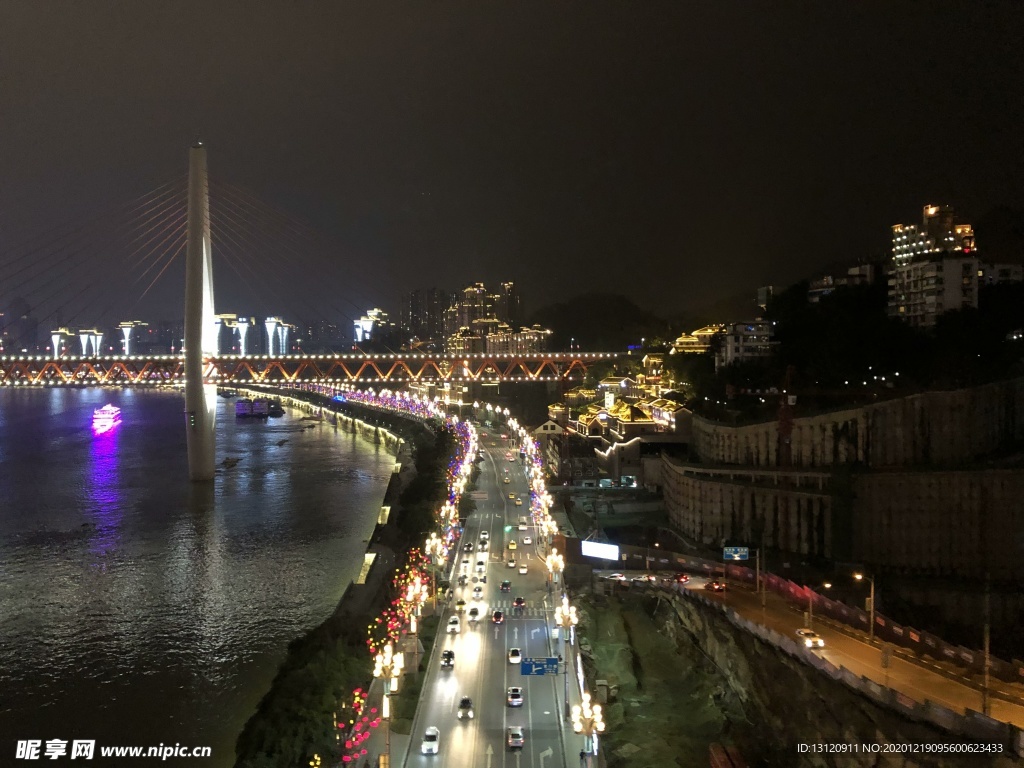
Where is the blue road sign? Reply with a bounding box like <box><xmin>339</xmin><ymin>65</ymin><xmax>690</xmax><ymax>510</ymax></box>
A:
<box><xmin>521</xmin><ymin>657</ymin><xmax>560</xmax><ymax>676</ymax></box>
<box><xmin>723</xmin><ymin>546</ymin><xmax>749</xmax><ymax>561</ymax></box>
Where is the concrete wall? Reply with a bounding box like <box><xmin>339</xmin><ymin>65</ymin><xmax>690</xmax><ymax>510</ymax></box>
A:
<box><xmin>661</xmin><ymin>454</ymin><xmax>1024</xmax><ymax>580</ymax></box>
<box><xmin>692</xmin><ymin>377</ymin><xmax>1024</xmax><ymax>469</ymax></box>
<box><xmin>852</xmin><ymin>470</ymin><xmax>1024</xmax><ymax>580</ymax></box>
<box><xmin>661</xmin><ymin>457</ymin><xmax>836</xmax><ymax>556</ymax></box>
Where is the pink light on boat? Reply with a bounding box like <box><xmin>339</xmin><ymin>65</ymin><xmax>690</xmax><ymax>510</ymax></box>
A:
<box><xmin>92</xmin><ymin>404</ymin><xmax>122</xmax><ymax>435</ymax></box>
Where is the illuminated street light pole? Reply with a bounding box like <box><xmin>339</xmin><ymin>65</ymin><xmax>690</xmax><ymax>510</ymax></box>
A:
<box><xmin>854</xmin><ymin>573</ymin><xmax>875</xmax><ymax>643</ymax></box>
<box><xmin>554</xmin><ymin>594</ymin><xmax>578</xmax><ymax>718</ymax></box>
<box><xmin>806</xmin><ymin>581</ymin><xmax>830</xmax><ymax>630</ymax></box>
<box><xmin>571</xmin><ymin>691</ymin><xmax>605</xmax><ymax>768</ymax></box>
<box><xmin>372</xmin><ymin>643</ymin><xmax>404</xmax><ymax>768</ymax></box>
<box><xmin>546</xmin><ymin>548</ymin><xmax>564</xmax><ymax>596</ymax></box>
<box><xmin>424</xmin><ymin>533</ymin><xmax>445</xmax><ymax>611</ymax></box>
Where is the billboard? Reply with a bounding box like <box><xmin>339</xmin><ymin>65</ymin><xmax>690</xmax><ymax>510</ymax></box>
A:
<box><xmin>581</xmin><ymin>540</ymin><xmax>620</xmax><ymax>561</ymax></box>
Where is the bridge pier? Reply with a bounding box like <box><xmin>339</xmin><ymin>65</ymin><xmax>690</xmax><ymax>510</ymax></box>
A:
<box><xmin>183</xmin><ymin>142</ymin><xmax>217</xmax><ymax>481</ymax></box>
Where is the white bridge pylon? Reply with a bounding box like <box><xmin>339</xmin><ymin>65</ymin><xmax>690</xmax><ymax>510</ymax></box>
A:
<box><xmin>183</xmin><ymin>142</ymin><xmax>217</xmax><ymax>481</ymax></box>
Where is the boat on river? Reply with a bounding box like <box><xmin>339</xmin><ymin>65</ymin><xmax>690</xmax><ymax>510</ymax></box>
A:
<box><xmin>92</xmin><ymin>404</ymin><xmax>122</xmax><ymax>434</ymax></box>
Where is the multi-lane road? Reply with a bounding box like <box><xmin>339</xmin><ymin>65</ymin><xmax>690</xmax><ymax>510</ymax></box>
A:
<box><xmin>403</xmin><ymin>432</ymin><xmax>565</xmax><ymax>768</ymax></box>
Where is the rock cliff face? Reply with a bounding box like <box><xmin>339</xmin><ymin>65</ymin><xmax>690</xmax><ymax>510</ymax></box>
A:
<box><xmin>577</xmin><ymin>588</ymin><xmax>1024</xmax><ymax>767</ymax></box>
<box><xmin>657</xmin><ymin>594</ymin><xmax>1021</xmax><ymax>767</ymax></box>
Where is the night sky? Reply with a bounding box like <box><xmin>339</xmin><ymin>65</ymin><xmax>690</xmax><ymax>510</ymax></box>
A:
<box><xmin>2</xmin><ymin>2</ymin><xmax>1023</xmax><ymax>323</ymax></box>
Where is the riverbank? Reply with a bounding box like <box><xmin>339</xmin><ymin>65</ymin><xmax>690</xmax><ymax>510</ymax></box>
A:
<box><xmin>233</xmin><ymin>388</ymin><xmax>452</xmax><ymax>768</ymax></box>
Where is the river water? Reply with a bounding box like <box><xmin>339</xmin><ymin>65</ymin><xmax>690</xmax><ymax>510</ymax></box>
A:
<box><xmin>0</xmin><ymin>387</ymin><xmax>394</xmax><ymax>766</ymax></box>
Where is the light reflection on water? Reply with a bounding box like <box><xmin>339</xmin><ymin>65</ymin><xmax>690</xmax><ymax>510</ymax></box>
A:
<box><xmin>0</xmin><ymin>388</ymin><xmax>393</xmax><ymax>766</ymax></box>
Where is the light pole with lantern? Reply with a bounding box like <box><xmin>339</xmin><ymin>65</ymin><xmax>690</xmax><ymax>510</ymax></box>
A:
<box><xmin>372</xmin><ymin>643</ymin><xmax>404</xmax><ymax>768</ymax></box>
<box><xmin>424</xmin><ymin>533</ymin><xmax>445</xmax><ymax>611</ymax></box>
<box><xmin>554</xmin><ymin>594</ymin><xmax>578</xmax><ymax>718</ymax></box>
<box><xmin>571</xmin><ymin>691</ymin><xmax>605</xmax><ymax>768</ymax></box>
<box><xmin>546</xmin><ymin>548</ymin><xmax>564</xmax><ymax>595</ymax></box>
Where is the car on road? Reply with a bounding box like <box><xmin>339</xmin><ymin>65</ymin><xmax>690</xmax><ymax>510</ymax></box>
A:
<box><xmin>706</xmin><ymin>580</ymin><xmax>726</xmax><ymax>592</ymax></box>
<box><xmin>507</xmin><ymin>558</ymin><xmax>516</xmax><ymax>568</ymax></box>
<box><xmin>512</xmin><ymin>596</ymin><xmax>525</xmax><ymax>610</ymax></box>
<box><xmin>675</xmin><ymin>573</ymin><xmax>690</xmax><ymax>583</ymax></box>
<box><xmin>478</xmin><ymin>541</ymin><xmax>488</xmax><ymax>552</ymax></box>
<box><xmin>421</xmin><ymin>726</ymin><xmax>440</xmax><ymax>755</ymax></box>
<box><xmin>476</xmin><ymin>560</ymin><xmax>486</xmax><ymax>573</ymax></box>
<box><xmin>455</xmin><ymin>599</ymin><xmax>466</xmax><ymax>613</ymax></box>
<box><xmin>607</xmin><ymin>573</ymin><xmax>627</xmax><ymax>582</ymax></box>
<box><xmin>447</xmin><ymin>616</ymin><xmax>461</xmax><ymax>634</ymax></box>
<box><xmin>479</xmin><ymin>531</ymin><xmax>489</xmax><ymax>541</ymax></box>
<box><xmin>457</xmin><ymin>697</ymin><xmax>474</xmax><ymax>720</ymax></box>
<box><xmin>506</xmin><ymin>686</ymin><xmax>524</xmax><ymax>707</ymax></box>
<box><xmin>508</xmin><ymin>492</ymin><xmax>516</xmax><ymax>499</ymax></box>
<box><xmin>508</xmin><ymin>647</ymin><xmax>522</xmax><ymax>664</ymax></box>
<box><xmin>506</xmin><ymin>726</ymin><xmax>524</xmax><ymax>749</ymax></box>
<box><xmin>518</xmin><ymin>564</ymin><xmax>528</xmax><ymax>575</ymax></box>
<box><xmin>461</xmin><ymin>558</ymin><xmax>470</xmax><ymax>571</ymax></box>
<box><xmin>463</xmin><ymin>542</ymin><xmax>474</xmax><ymax>552</ymax></box>
<box><xmin>796</xmin><ymin>628</ymin><xmax>825</xmax><ymax>648</ymax></box>
<box><xmin>500</xmin><ymin>580</ymin><xmax>511</xmax><ymax>592</ymax></box>
<box><xmin>503</xmin><ymin>477</ymin><xmax>511</xmax><ymax>484</ymax></box>
<box><xmin>492</xmin><ymin>610</ymin><xmax>504</xmax><ymax>624</ymax></box>
<box><xmin>514</xmin><ymin>498</ymin><xmax>523</xmax><ymax>506</ymax></box>
<box><xmin>517</xmin><ymin>521</ymin><xmax>528</xmax><ymax>530</ymax></box>
<box><xmin>440</xmin><ymin>650</ymin><xmax>455</xmax><ymax>669</ymax></box>
<box><xmin>472</xmin><ymin>585</ymin><xmax>484</xmax><ymax>599</ymax></box>
<box><xmin>522</xmin><ymin>536</ymin><xmax>532</xmax><ymax>545</ymax></box>
<box><xmin>632</xmin><ymin>574</ymin><xmax>657</xmax><ymax>584</ymax></box>
<box><xmin>507</xmin><ymin>540</ymin><xmax>517</xmax><ymax>551</ymax></box>
<box><xmin>468</xmin><ymin>607</ymin><xmax>480</xmax><ymax>622</ymax></box>
<box><xmin>457</xmin><ymin>574</ymin><xmax>468</xmax><ymax>586</ymax></box>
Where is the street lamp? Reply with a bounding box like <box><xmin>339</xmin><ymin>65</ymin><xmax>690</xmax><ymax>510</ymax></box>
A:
<box><xmin>806</xmin><ymin>581</ymin><xmax>831</xmax><ymax>630</ymax></box>
<box><xmin>571</xmin><ymin>691</ymin><xmax>605</xmax><ymax>768</ymax></box>
<box><xmin>372</xmin><ymin>643</ymin><xmax>404</xmax><ymax>768</ymax></box>
<box><xmin>854</xmin><ymin>573</ymin><xmax>875</xmax><ymax>642</ymax></box>
<box><xmin>541</xmin><ymin>516</ymin><xmax>558</xmax><ymax>548</ymax></box>
<box><xmin>546</xmin><ymin>548</ymin><xmax>564</xmax><ymax>594</ymax></box>
<box><xmin>554</xmin><ymin>595</ymin><xmax>579</xmax><ymax>718</ymax></box>
<box><xmin>424</xmin><ymin>533</ymin><xmax>446</xmax><ymax>610</ymax></box>
<box><xmin>405</xmin><ymin>576</ymin><xmax>428</xmax><ymax>635</ymax></box>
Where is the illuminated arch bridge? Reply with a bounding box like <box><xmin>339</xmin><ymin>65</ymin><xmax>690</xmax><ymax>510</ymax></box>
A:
<box><xmin>0</xmin><ymin>352</ymin><xmax>615</xmax><ymax>386</ymax></box>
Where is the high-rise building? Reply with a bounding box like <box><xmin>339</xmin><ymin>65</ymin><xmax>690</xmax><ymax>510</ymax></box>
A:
<box><xmin>891</xmin><ymin>204</ymin><xmax>975</xmax><ymax>267</ymax></box>
<box><xmin>400</xmin><ymin>288</ymin><xmax>451</xmax><ymax>345</ymax></box>
<box><xmin>889</xmin><ymin>204</ymin><xmax>983</xmax><ymax>326</ymax></box>
<box><xmin>494</xmin><ymin>281</ymin><xmax>522</xmax><ymax>327</ymax></box>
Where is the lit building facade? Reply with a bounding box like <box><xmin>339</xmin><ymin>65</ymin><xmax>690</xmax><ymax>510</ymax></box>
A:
<box><xmin>670</xmin><ymin>324</ymin><xmax>725</xmax><ymax>355</ymax></box>
<box><xmin>714</xmin><ymin>321</ymin><xmax>776</xmax><ymax>369</ymax></box>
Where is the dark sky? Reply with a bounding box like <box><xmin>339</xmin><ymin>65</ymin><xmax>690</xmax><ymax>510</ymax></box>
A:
<box><xmin>2</xmin><ymin>1</ymin><xmax>1023</xmax><ymax>325</ymax></box>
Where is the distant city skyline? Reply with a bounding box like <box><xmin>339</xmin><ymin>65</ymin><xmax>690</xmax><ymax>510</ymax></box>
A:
<box><xmin>1</xmin><ymin>4</ymin><xmax>1023</xmax><ymax>322</ymax></box>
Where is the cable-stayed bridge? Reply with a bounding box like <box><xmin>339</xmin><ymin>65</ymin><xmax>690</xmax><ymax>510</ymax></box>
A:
<box><xmin>1</xmin><ymin>144</ymin><xmax>615</xmax><ymax>479</ymax></box>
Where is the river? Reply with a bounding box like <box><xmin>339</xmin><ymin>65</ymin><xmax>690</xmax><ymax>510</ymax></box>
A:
<box><xmin>0</xmin><ymin>387</ymin><xmax>394</xmax><ymax>765</ymax></box>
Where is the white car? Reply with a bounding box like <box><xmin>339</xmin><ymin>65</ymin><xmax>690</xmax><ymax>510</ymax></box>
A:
<box><xmin>508</xmin><ymin>647</ymin><xmax>522</xmax><ymax>664</ymax></box>
<box><xmin>475</xmin><ymin>560</ymin><xmax>486</xmax><ymax>573</ymax></box>
<box><xmin>796</xmin><ymin>628</ymin><xmax>825</xmax><ymax>648</ymax></box>
<box><xmin>518</xmin><ymin>564</ymin><xmax>528</xmax><ymax>575</ymax></box>
<box><xmin>472</xmin><ymin>585</ymin><xmax>483</xmax><ymax>599</ymax></box>
<box><xmin>421</xmin><ymin>726</ymin><xmax>440</xmax><ymax>755</ymax></box>
<box><xmin>480</xmin><ymin>531</ymin><xmax>490</xmax><ymax>541</ymax></box>
<box><xmin>447</xmin><ymin>616</ymin><xmax>461</xmax><ymax>634</ymax></box>
<box><xmin>522</xmin><ymin>536</ymin><xmax>532</xmax><ymax>545</ymax></box>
